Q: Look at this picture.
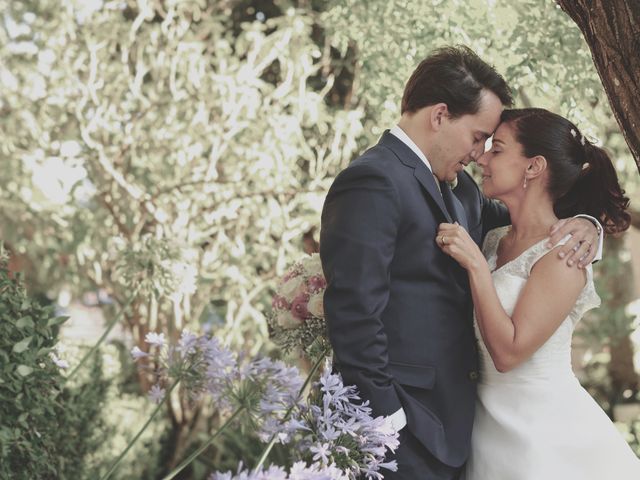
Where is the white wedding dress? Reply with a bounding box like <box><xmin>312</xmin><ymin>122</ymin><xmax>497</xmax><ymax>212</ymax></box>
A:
<box><xmin>464</xmin><ymin>226</ymin><xmax>640</xmax><ymax>480</ymax></box>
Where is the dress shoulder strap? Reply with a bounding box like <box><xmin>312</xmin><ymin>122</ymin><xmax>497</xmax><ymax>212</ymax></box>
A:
<box><xmin>522</xmin><ymin>235</ymin><xmax>571</xmax><ymax>276</ymax></box>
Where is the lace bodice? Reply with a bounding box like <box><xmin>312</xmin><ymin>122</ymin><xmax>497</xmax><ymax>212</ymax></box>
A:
<box><xmin>475</xmin><ymin>226</ymin><xmax>601</xmax><ymax>384</ymax></box>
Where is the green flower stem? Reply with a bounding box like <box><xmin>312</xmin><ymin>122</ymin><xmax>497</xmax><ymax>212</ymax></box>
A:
<box><xmin>161</xmin><ymin>405</ymin><xmax>246</xmax><ymax>480</ymax></box>
<box><xmin>100</xmin><ymin>378</ymin><xmax>180</xmax><ymax>480</ymax></box>
<box><xmin>253</xmin><ymin>348</ymin><xmax>330</xmax><ymax>472</ymax></box>
<box><xmin>67</xmin><ymin>289</ymin><xmax>139</xmax><ymax>381</ymax></box>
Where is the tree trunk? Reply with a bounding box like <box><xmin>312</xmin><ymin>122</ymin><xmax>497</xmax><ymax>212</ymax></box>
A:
<box><xmin>556</xmin><ymin>0</ymin><xmax>640</xmax><ymax>174</ymax></box>
<box><xmin>604</xmin><ymin>235</ymin><xmax>640</xmax><ymax>416</ymax></box>
<box><xmin>609</xmin><ymin>335</ymin><xmax>639</xmax><ymax>402</ymax></box>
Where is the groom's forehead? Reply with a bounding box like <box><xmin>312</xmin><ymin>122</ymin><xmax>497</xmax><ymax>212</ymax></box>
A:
<box><xmin>476</xmin><ymin>118</ymin><xmax>500</xmax><ymax>142</ymax></box>
<box><xmin>466</xmin><ymin>119</ymin><xmax>495</xmax><ymax>140</ymax></box>
<box><xmin>466</xmin><ymin>107</ymin><xmax>502</xmax><ymax>131</ymax></box>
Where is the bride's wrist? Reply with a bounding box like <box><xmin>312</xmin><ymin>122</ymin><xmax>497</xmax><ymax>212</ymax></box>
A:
<box><xmin>468</xmin><ymin>256</ymin><xmax>489</xmax><ymax>276</ymax></box>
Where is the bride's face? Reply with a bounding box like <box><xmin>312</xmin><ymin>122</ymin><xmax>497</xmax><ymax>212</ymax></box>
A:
<box><xmin>477</xmin><ymin>122</ymin><xmax>529</xmax><ymax>199</ymax></box>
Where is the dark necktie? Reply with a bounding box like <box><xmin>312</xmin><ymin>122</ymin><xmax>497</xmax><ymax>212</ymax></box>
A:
<box><xmin>440</xmin><ymin>180</ymin><xmax>459</xmax><ymax>224</ymax></box>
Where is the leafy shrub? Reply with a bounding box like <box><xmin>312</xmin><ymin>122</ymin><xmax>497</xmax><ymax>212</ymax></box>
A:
<box><xmin>0</xmin><ymin>248</ymin><xmax>109</xmax><ymax>479</ymax></box>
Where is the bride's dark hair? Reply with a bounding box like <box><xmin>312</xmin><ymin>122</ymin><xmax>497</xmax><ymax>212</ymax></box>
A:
<box><xmin>500</xmin><ymin>108</ymin><xmax>630</xmax><ymax>234</ymax></box>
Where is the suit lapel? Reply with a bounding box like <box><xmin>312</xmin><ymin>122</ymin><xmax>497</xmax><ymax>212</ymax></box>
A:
<box><xmin>413</xmin><ymin>167</ymin><xmax>453</xmax><ymax>223</ymax></box>
<box><xmin>378</xmin><ymin>131</ymin><xmax>453</xmax><ymax>223</ymax></box>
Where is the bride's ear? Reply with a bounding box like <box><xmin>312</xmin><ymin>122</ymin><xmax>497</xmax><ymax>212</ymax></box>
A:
<box><xmin>526</xmin><ymin>155</ymin><xmax>547</xmax><ymax>180</ymax></box>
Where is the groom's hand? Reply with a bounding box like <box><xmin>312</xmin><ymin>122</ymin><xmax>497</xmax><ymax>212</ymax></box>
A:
<box><xmin>547</xmin><ymin>218</ymin><xmax>599</xmax><ymax>268</ymax></box>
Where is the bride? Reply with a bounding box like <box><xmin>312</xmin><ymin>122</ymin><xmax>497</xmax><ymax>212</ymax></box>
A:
<box><xmin>436</xmin><ymin>108</ymin><xmax>640</xmax><ymax>479</ymax></box>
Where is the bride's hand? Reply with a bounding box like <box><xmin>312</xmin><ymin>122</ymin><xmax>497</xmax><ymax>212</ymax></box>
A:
<box><xmin>437</xmin><ymin>223</ymin><xmax>485</xmax><ymax>271</ymax></box>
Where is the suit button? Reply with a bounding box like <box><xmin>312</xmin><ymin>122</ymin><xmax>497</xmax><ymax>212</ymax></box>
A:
<box><xmin>468</xmin><ymin>370</ymin><xmax>479</xmax><ymax>381</ymax></box>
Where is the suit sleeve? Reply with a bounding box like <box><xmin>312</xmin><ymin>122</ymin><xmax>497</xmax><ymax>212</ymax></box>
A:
<box><xmin>320</xmin><ymin>163</ymin><xmax>403</xmax><ymax>417</ymax></box>
<box><xmin>481</xmin><ymin>194</ymin><xmax>510</xmax><ymax>239</ymax></box>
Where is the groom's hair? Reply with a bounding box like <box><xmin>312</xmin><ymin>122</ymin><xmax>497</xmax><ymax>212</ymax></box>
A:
<box><xmin>401</xmin><ymin>45</ymin><xmax>512</xmax><ymax>117</ymax></box>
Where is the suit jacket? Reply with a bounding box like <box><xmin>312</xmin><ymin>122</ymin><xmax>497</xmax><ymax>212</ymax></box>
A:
<box><xmin>320</xmin><ymin>131</ymin><xmax>509</xmax><ymax>467</ymax></box>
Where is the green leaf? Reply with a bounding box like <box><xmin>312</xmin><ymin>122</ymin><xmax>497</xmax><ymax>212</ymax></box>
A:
<box><xmin>12</xmin><ymin>336</ymin><xmax>32</xmax><ymax>354</ymax></box>
<box><xmin>16</xmin><ymin>365</ymin><xmax>33</xmax><ymax>376</ymax></box>
<box><xmin>36</xmin><ymin>347</ymin><xmax>51</xmax><ymax>358</ymax></box>
<box><xmin>15</xmin><ymin>316</ymin><xmax>34</xmax><ymax>329</ymax></box>
<box><xmin>47</xmin><ymin>315</ymin><xmax>69</xmax><ymax>327</ymax></box>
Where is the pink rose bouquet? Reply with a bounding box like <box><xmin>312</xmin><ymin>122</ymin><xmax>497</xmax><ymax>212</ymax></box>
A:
<box><xmin>268</xmin><ymin>253</ymin><xmax>329</xmax><ymax>356</ymax></box>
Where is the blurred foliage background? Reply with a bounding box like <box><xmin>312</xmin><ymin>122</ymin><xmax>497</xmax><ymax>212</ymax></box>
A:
<box><xmin>1</xmin><ymin>0</ymin><xmax>638</xmax><ymax>478</ymax></box>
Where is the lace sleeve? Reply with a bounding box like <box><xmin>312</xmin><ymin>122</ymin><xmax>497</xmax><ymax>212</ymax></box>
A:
<box><xmin>578</xmin><ymin>266</ymin><xmax>601</xmax><ymax>318</ymax></box>
<box><xmin>482</xmin><ymin>226</ymin><xmax>509</xmax><ymax>259</ymax></box>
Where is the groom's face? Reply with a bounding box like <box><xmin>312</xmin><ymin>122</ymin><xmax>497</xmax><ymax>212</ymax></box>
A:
<box><xmin>432</xmin><ymin>91</ymin><xmax>503</xmax><ymax>182</ymax></box>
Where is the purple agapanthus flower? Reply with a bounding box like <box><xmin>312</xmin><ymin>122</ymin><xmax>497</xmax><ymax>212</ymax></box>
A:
<box><xmin>50</xmin><ymin>353</ymin><xmax>69</xmax><ymax>369</ymax></box>
<box><xmin>201</xmin><ymin>336</ymin><xmax>238</xmax><ymax>408</ymax></box>
<box><xmin>309</xmin><ymin>442</ymin><xmax>332</xmax><ymax>464</ymax></box>
<box><xmin>148</xmin><ymin>384</ymin><xmax>166</xmax><ymax>404</ymax></box>
<box><xmin>247</xmin><ymin>357</ymin><xmax>306</xmax><ymax>443</ymax></box>
<box><xmin>135</xmin><ymin>330</ymin><xmax>240</xmax><ymax>408</ymax></box>
<box><xmin>134</xmin><ymin>330</ymin><xmax>397</xmax><ymax>480</ymax></box>
<box><xmin>145</xmin><ymin>332</ymin><xmax>166</xmax><ymax>348</ymax></box>
<box><xmin>131</xmin><ymin>346</ymin><xmax>149</xmax><ymax>360</ymax></box>
<box><xmin>297</xmin><ymin>362</ymin><xmax>399</xmax><ymax>478</ymax></box>
<box><xmin>210</xmin><ymin>461</ymin><xmax>349</xmax><ymax>480</ymax></box>
<box><xmin>178</xmin><ymin>330</ymin><xmax>198</xmax><ymax>357</ymax></box>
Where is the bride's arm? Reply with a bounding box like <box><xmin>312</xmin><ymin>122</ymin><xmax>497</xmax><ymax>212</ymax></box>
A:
<box><xmin>437</xmin><ymin>223</ymin><xmax>586</xmax><ymax>372</ymax></box>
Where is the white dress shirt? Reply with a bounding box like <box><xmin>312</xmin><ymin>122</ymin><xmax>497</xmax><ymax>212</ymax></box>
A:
<box><xmin>390</xmin><ymin>125</ymin><xmax>433</xmax><ymax>173</ymax></box>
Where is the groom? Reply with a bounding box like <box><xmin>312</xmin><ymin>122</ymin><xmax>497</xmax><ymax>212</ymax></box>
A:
<box><xmin>319</xmin><ymin>46</ymin><xmax>600</xmax><ymax>479</ymax></box>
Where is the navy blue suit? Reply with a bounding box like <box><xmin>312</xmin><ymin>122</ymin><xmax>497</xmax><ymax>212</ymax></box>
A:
<box><xmin>320</xmin><ymin>132</ymin><xmax>509</xmax><ymax>479</ymax></box>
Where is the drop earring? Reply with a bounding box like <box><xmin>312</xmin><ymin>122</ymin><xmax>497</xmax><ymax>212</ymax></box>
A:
<box><xmin>523</xmin><ymin>176</ymin><xmax>528</xmax><ymax>189</ymax></box>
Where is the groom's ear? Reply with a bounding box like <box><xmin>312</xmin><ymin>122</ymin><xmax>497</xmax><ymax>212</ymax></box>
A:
<box><xmin>430</xmin><ymin>103</ymin><xmax>449</xmax><ymax>131</ymax></box>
